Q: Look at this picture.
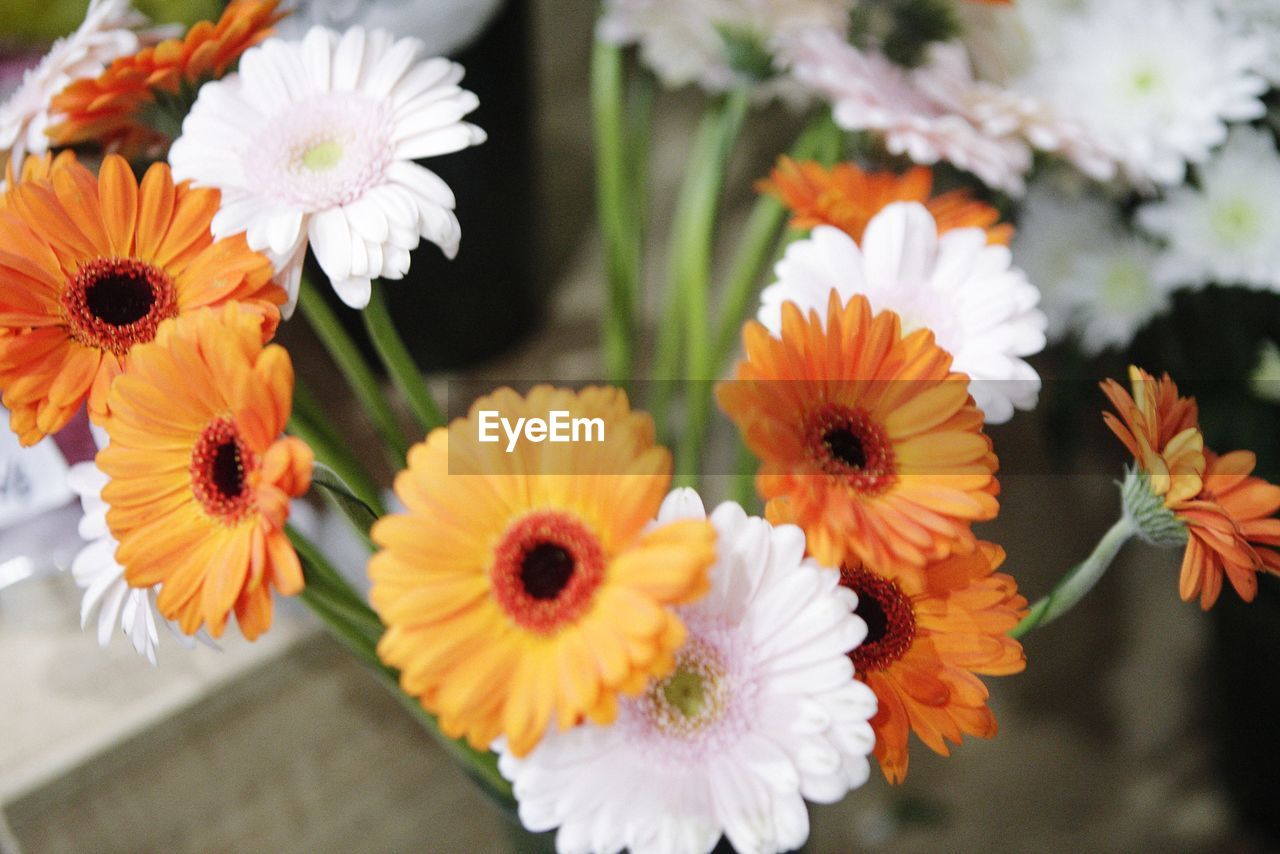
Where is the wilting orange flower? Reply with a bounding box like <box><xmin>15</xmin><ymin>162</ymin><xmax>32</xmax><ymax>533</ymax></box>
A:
<box><xmin>717</xmin><ymin>293</ymin><xmax>1000</xmax><ymax>573</ymax></box>
<box><xmin>48</xmin><ymin>0</ymin><xmax>286</xmax><ymax>155</ymax></box>
<box><xmin>760</xmin><ymin>157</ymin><xmax>1012</xmax><ymax>245</ymax></box>
<box><xmin>99</xmin><ymin>304</ymin><xmax>312</xmax><ymax>640</ymax></box>
<box><xmin>1101</xmin><ymin>366</ymin><xmax>1204</xmax><ymax>505</ymax></box>
<box><xmin>369</xmin><ymin>386</ymin><xmax>717</xmax><ymax>757</ymax></box>
<box><xmin>0</xmin><ymin>153</ymin><xmax>283</xmax><ymax>444</ymax></box>
<box><xmin>1103</xmin><ymin>366</ymin><xmax>1280</xmax><ymax>608</ymax></box>
<box><xmin>840</xmin><ymin>542</ymin><xmax>1026</xmax><ymax>783</ymax></box>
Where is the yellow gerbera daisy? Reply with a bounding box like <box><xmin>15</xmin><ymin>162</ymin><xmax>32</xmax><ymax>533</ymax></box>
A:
<box><xmin>99</xmin><ymin>303</ymin><xmax>313</xmax><ymax>640</ymax></box>
<box><xmin>369</xmin><ymin>386</ymin><xmax>717</xmax><ymax>757</ymax></box>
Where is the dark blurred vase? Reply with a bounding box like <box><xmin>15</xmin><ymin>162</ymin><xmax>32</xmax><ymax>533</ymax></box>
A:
<box><xmin>308</xmin><ymin>0</ymin><xmax>541</xmax><ymax>371</ymax></box>
<box><xmin>1209</xmin><ymin>575</ymin><xmax>1280</xmax><ymax>844</ymax></box>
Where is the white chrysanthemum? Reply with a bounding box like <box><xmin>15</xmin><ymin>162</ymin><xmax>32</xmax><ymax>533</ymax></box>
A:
<box><xmin>1137</xmin><ymin>126</ymin><xmax>1280</xmax><ymax>292</ymax></box>
<box><xmin>498</xmin><ymin>490</ymin><xmax>877</xmax><ymax>854</ymax></box>
<box><xmin>66</xmin><ymin>459</ymin><xmax>193</xmax><ymax>666</ymax></box>
<box><xmin>1014</xmin><ymin>184</ymin><xmax>1167</xmax><ymax>354</ymax></box>
<box><xmin>169</xmin><ymin>26</ymin><xmax>486</xmax><ymax>313</ymax></box>
<box><xmin>781</xmin><ymin>28</ymin><xmax>1032</xmax><ymax>194</ymax></box>
<box><xmin>0</xmin><ymin>0</ymin><xmax>154</xmax><ymax>172</ymax></box>
<box><xmin>1220</xmin><ymin>0</ymin><xmax>1280</xmax><ymax>83</ymax></box>
<box><xmin>941</xmin><ymin>0</ymin><xmax>1267</xmax><ymax>187</ymax></box>
<box><xmin>758</xmin><ymin>203</ymin><xmax>1046</xmax><ymax>424</ymax></box>
<box><xmin>599</xmin><ymin>0</ymin><xmax>852</xmax><ymax>97</ymax></box>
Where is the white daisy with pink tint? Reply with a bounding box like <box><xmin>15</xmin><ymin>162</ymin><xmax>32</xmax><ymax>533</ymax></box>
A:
<box><xmin>498</xmin><ymin>489</ymin><xmax>877</xmax><ymax>854</ymax></box>
<box><xmin>169</xmin><ymin>26</ymin><xmax>486</xmax><ymax>314</ymax></box>
<box><xmin>781</xmin><ymin>27</ymin><xmax>1032</xmax><ymax>195</ymax></box>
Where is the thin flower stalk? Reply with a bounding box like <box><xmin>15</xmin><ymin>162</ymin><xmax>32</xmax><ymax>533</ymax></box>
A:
<box><xmin>297</xmin><ymin>275</ymin><xmax>411</xmax><ymax>466</ymax></box>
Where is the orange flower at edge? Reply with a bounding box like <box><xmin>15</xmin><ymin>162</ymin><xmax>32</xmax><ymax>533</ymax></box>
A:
<box><xmin>841</xmin><ymin>542</ymin><xmax>1027</xmax><ymax>783</ymax></box>
<box><xmin>717</xmin><ymin>292</ymin><xmax>1000</xmax><ymax>575</ymax></box>
<box><xmin>100</xmin><ymin>304</ymin><xmax>313</xmax><ymax>640</ymax></box>
<box><xmin>760</xmin><ymin>157</ymin><xmax>1013</xmax><ymax>246</ymax></box>
<box><xmin>48</xmin><ymin>0</ymin><xmax>287</xmax><ymax>155</ymax></box>
<box><xmin>1103</xmin><ymin>366</ymin><xmax>1280</xmax><ymax>609</ymax></box>
<box><xmin>0</xmin><ymin>152</ymin><xmax>283</xmax><ymax>444</ymax></box>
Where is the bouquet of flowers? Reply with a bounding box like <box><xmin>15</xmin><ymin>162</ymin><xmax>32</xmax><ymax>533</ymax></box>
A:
<box><xmin>5</xmin><ymin>0</ymin><xmax>1280</xmax><ymax>851</ymax></box>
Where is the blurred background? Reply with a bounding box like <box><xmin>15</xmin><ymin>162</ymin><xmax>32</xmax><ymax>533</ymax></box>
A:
<box><xmin>3</xmin><ymin>1</ymin><xmax>1280</xmax><ymax>852</ymax></box>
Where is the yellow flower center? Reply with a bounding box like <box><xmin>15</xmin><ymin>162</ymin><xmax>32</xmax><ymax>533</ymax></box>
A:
<box><xmin>644</xmin><ymin>638</ymin><xmax>726</xmax><ymax>737</ymax></box>
<box><xmin>301</xmin><ymin>139</ymin><xmax>345</xmax><ymax>173</ymax></box>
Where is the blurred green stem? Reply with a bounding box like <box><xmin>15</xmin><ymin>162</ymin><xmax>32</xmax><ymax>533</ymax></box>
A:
<box><xmin>289</xmin><ymin>378</ymin><xmax>385</xmax><ymax>516</ymax></box>
<box><xmin>1010</xmin><ymin>515</ymin><xmax>1137</xmax><ymax>639</ymax></box>
<box><xmin>297</xmin><ymin>276</ymin><xmax>410</xmax><ymax>467</ymax></box>
<box><xmin>592</xmin><ymin>40</ymin><xmax>652</xmax><ymax>388</ymax></box>
<box><xmin>711</xmin><ymin>113</ymin><xmax>844</xmax><ymax>375</ymax></box>
<box><xmin>649</xmin><ymin>88</ymin><xmax>749</xmax><ymax>481</ymax></box>
<box><xmin>363</xmin><ymin>282</ymin><xmax>445</xmax><ymax>436</ymax></box>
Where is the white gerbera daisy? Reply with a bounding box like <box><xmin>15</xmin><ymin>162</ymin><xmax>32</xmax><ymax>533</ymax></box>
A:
<box><xmin>781</xmin><ymin>28</ymin><xmax>1032</xmax><ymax>194</ymax></box>
<box><xmin>0</xmin><ymin>0</ymin><xmax>155</xmax><ymax>172</ymax></box>
<box><xmin>759</xmin><ymin>203</ymin><xmax>1046</xmax><ymax>424</ymax></box>
<box><xmin>66</xmin><ymin>457</ymin><xmax>195</xmax><ymax>665</ymax></box>
<box><xmin>945</xmin><ymin>0</ymin><xmax>1267</xmax><ymax>188</ymax></box>
<box><xmin>1014</xmin><ymin>184</ymin><xmax>1167</xmax><ymax>354</ymax></box>
<box><xmin>1137</xmin><ymin>126</ymin><xmax>1280</xmax><ymax>292</ymax></box>
<box><xmin>498</xmin><ymin>490</ymin><xmax>877</xmax><ymax>854</ymax></box>
<box><xmin>599</xmin><ymin>0</ymin><xmax>853</xmax><ymax>97</ymax></box>
<box><xmin>168</xmin><ymin>26</ymin><xmax>487</xmax><ymax>313</ymax></box>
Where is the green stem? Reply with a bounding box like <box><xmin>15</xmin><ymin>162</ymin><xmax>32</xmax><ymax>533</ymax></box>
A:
<box><xmin>287</xmin><ymin>526</ymin><xmax>515</xmax><ymax>807</ymax></box>
<box><xmin>650</xmin><ymin>89</ymin><xmax>749</xmax><ymax>476</ymax></box>
<box><xmin>363</xmin><ymin>282</ymin><xmax>445</xmax><ymax>435</ymax></box>
<box><xmin>731</xmin><ymin>435</ymin><xmax>758</xmax><ymax>511</ymax></box>
<box><xmin>711</xmin><ymin>113</ymin><xmax>844</xmax><ymax>375</ymax></box>
<box><xmin>1010</xmin><ymin>515</ymin><xmax>1138</xmax><ymax>639</ymax></box>
<box><xmin>288</xmin><ymin>409</ymin><xmax>385</xmax><ymax>517</ymax></box>
<box><xmin>297</xmin><ymin>276</ymin><xmax>410</xmax><ymax>466</ymax></box>
<box><xmin>592</xmin><ymin>39</ymin><xmax>648</xmax><ymax>387</ymax></box>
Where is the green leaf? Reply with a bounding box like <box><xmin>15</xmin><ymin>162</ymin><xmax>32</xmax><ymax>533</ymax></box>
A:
<box><xmin>310</xmin><ymin>462</ymin><xmax>379</xmax><ymax>541</ymax></box>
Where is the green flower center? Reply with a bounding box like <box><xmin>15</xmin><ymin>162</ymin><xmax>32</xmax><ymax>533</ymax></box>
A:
<box><xmin>645</xmin><ymin>638</ymin><xmax>727</xmax><ymax>737</ymax></box>
<box><xmin>301</xmin><ymin>140</ymin><xmax>345</xmax><ymax>173</ymax></box>
<box><xmin>1210</xmin><ymin>198</ymin><xmax>1261</xmax><ymax>248</ymax></box>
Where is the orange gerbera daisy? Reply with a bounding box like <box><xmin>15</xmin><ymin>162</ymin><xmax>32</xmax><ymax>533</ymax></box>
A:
<box><xmin>99</xmin><ymin>303</ymin><xmax>313</xmax><ymax>640</ymax></box>
<box><xmin>47</xmin><ymin>0</ymin><xmax>286</xmax><ymax>155</ymax></box>
<box><xmin>0</xmin><ymin>152</ymin><xmax>283</xmax><ymax>444</ymax></box>
<box><xmin>840</xmin><ymin>542</ymin><xmax>1026</xmax><ymax>783</ymax></box>
<box><xmin>0</xmin><ymin>151</ymin><xmax>76</xmax><ymax>209</ymax></box>
<box><xmin>759</xmin><ymin>157</ymin><xmax>1012</xmax><ymax>245</ymax></box>
<box><xmin>1103</xmin><ymin>366</ymin><xmax>1280</xmax><ymax>608</ymax></box>
<box><xmin>717</xmin><ymin>292</ymin><xmax>1000</xmax><ymax>572</ymax></box>
<box><xmin>369</xmin><ymin>386</ymin><xmax>717</xmax><ymax>757</ymax></box>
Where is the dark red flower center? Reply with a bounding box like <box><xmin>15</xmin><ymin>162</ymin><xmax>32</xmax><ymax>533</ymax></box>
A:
<box><xmin>840</xmin><ymin>565</ymin><xmax>916</xmax><ymax>673</ymax></box>
<box><xmin>62</xmin><ymin>257</ymin><xmax>178</xmax><ymax>356</ymax></box>
<box><xmin>491</xmin><ymin>510</ymin><xmax>605</xmax><ymax>634</ymax></box>
<box><xmin>191</xmin><ymin>417</ymin><xmax>258</xmax><ymax>523</ymax></box>
<box><xmin>805</xmin><ymin>403</ymin><xmax>896</xmax><ymax>494</ymax></box>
